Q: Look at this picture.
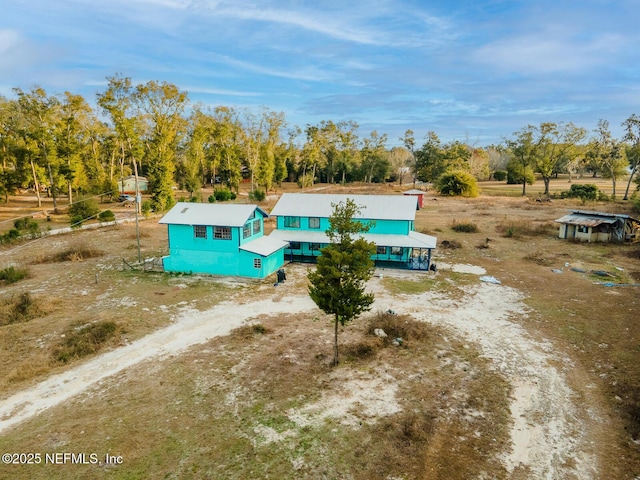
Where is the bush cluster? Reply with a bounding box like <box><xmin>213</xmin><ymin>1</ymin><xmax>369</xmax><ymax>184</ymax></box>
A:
<box><xmin>0</xmin><ymin>292</ymin><xmax>39</xmax><ymax>325</ymax></box>
<box><xmin>248</xmin><ymin>189</ymin><xmax>266</xmax><ymax>202</ymax></box>
<box><xmin>69</xmin><ymin>198</ymin><xmax>100</xmax><ymax>227</ymax></box>
<box><xmin>54</xmin><ymin>321</ymin><xmax>119</xmax><ymax>363</ymax></box>
<box><xmin>492</xmin><ymin>170</ymin><xmax>507</xmax><ymax>181</ymax></box>
<box><xmin>212</xmin><ymin>188</ymin><xmax>237</xmax><ymax>202</ymax></box>
<box><xmin>0</xmin><ymin>266</ymin><xmax>28</xmax><ymax>285</ymax></box>
<box><xmin>451</xmin><ymin>220</ymin><xmax>479</xmax><ymax>233</ymax></box>
<box><xmin>557</xmin><ymin>184</ymin><xmax>605</xmax><ymax>201</ymax></box>
<box><xmin>436</xmin><ymin>170</ymin><xmax>479</xmax><ymax>197</ymax></box>
<box><xmin>0</xmin><ymin>216</ymin><xmax>41</xmax><ymax>244</ymax></box>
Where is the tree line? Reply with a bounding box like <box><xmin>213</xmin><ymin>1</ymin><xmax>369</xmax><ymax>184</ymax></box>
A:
<box><xmin>1</xmin><ymin>74</ymin><xmax>639</xmax><ymax>212</ymax></box>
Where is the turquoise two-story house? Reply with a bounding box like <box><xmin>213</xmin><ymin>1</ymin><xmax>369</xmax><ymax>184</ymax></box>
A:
<box><xmin>160</xmin><ymin>202</ymin><xmax>288</xmax><ymax>278</ymax></box>
<box><xmin>268</xmin><ymin>193</ymin><xmax>437</xmax><ymax>270</ymax></box>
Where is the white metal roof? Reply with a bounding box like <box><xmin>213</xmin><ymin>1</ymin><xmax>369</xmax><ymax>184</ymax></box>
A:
<box><xmin>268</xmin><ymin>229</ymin><xmax>437</xmax><ymax>249</ymax></box>
<box><xmin>239</xmin><ymin>236</ymin><xmax>289</xmax><ymax>257</ymax></box>
<box><xmin>269</xmin><ymin>193</ymin><xmax>418</xmax><ymax>221</ymax></box>
<box><xmin>402</xmin><ymin>189</ymin><xmax>426</xmax><ymax>195</ymax></box>
<box><xmin>554</xmin><ymin>213</ymin><xmax>618</xmax><ymax>227</ymax></box>
<box><xmin>159</xmin><ymin>202</ymin><xmax>266</xmax><ymax>227</ymax></box>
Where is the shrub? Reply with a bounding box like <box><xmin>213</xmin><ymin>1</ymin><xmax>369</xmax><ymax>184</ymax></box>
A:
<box><xmin>14</xmin><ymin>217</ymin><xmax>38</xmax><ymax>232</ymax></box>
<box><xmin>436</xmin><ymin>170</ymin><xmax>479</xmax><ymax>197</ymax></box>
<box><xmin>492</xmin><ymin>170</ymin><xmax>507</xmax><ymax>181</ymax></box>
<box><xmin>367</xmin><ymin>311</ymin><xmax>431</xmax><ymax>345</ymax></box>
<box><xmin>439</xmin><ymin>239</ymin><xmax>462</xmax><ymax>249</ymax></box>
<box><xmin>214</xmin><ymin>188</ymin><xmax>237</xmax><ymax>202</ymax></box>
<box><xmin>208</xmin><ymin>194</ymin><xmax>216</xmax><ymax>203</ymax></box>
<box><xmin>249</xmin><ymin>189</ymin><xmax>266</xmax><ymax>202</ymax></box>
<box><xmin>0</xmin><ymin>266</ymin><xmax>28</xmax><ymax>285</ymax></box>
<box><xmin>0</xmin><ymin>229</ymin><xmax>21</xmax><ymax>244</ymax></box>
<box><xmin>0</xmin><ymin>292</ymin><xmax>40</xmax><ymax>325</ymax></box>
<box><xmin>54</xmin><ymin>321</ymin><xmax>119</xmax><ymax>363</ymax></box>
<box><xmin>451</xmin><ymin>220</ymin><xmax>479</xmax><ymax>233</ymax></box>
<box><xmin>69</xmin><ymin>197</ymin><xmax>100</xmax><ymax>227</ymax></box>
<box><xmin>558</xmin><ymin>183</ymin><xmax>603</xmax><ymax>201</ymax></box>
<box><xmin>141</xmin><ymin>200</ymin><xmax>153</xmax><ymax>217</ymax></box>
<box><xmin>297</xmin><ymin>173</ymin><xmax>314</xmax><ymax>188</ymax></box>
<box><xmin>98</xmin><ymin>210</ymin><xmax>115</xmax><ymax>222</ymax></box>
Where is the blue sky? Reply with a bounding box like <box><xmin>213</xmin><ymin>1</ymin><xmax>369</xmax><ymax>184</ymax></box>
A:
<box><xmin>2</xmin><ymin>0</ymin><xmax>639</xmax><ymax>146</ymax></box>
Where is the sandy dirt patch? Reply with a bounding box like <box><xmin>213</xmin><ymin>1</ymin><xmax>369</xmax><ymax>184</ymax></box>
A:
<box><xmin>0</xmin><ymin>263</ymin><xmax>600</xmax><ymax>479</ymax></box>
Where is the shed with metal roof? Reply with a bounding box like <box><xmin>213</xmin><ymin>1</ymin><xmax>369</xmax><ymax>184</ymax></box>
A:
<box><xmin>555</xmin><ymin>210</ymin><xmax>640</xmax><ymax>243</ymax></box>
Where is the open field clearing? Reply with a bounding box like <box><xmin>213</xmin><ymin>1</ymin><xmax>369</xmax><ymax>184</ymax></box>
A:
<box><xmin>0</xmin><ymin>180</ymin><xmax>639</xmax><ymax>479</ymax></box>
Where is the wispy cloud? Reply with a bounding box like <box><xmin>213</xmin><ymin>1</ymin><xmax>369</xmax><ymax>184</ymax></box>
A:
<box><xmin>472</xmin><ymin>28</ymin><xmax>625</xmax><ymax>75</ymax></box>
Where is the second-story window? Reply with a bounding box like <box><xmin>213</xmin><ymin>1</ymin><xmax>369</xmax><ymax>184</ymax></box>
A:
<box><xmin>194</xmin><ymin>225</ymin><xmax>207</xmax><ymax>239</ymax></box>
<box><xmin>253</xmin><ymin>219</ymin><xmax>261</xmax><ymax>234</ymax></box>
<box><xmin>213</xmin><ymin>226</ymin><xmax>231</xmax><ymax>239</ymax></box>
<box><xmin>284</xmin><ymin>216</ymin><xmax>300</xmax><ymax>228</ymax></box>
<box><xmin>309</xmin><ymin>217</ymin><xmax>320</xmax><ymax>229</ymax></box>
<box><xmin>243</xmin><ymin>223</ymin><xmax>251</xmax><ymax>239</ymax></box>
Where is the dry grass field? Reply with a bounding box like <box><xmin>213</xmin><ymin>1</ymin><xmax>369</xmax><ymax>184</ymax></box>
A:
<box><xmin>0</xmin><ymin>177</ymin><xmax>639</xmax><ymax>479</ymax></box>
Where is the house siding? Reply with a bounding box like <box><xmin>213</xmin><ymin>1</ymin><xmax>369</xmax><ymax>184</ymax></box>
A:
<box><xmin>161</xmin><ymin>204</ymin><xmax>285</xmax><ymax>279</ymax></box>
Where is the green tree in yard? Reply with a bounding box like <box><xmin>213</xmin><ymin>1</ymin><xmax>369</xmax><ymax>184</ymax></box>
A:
<box><xmin>591</xmin><ymin>119</ymin><xmax>629</xmax><ymax>198</ymax></box>
<box><xmin>436</xmin><ymin>169</ymin><xmax>479</xmax><ymax>197</ymax></box>
<box><xmin>622</xmin><ymin>114</ymin><xmax>640</xmax><ymax>200</ymax></box>
<box><xmin>308</xmin><ymin>199</ymin><xmax>376</xmax><ymax>366</ymax></box>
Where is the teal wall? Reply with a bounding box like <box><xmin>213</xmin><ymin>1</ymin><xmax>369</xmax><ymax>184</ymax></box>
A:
<box><xmin>275</xmin><ymin>216</ymin><xmax>411</xmax><ymax>234</ymax></box>
<box><xmin>163</xmin><ymin>212</ymin><xmax>283</xmax><ymax>279</ymax></box>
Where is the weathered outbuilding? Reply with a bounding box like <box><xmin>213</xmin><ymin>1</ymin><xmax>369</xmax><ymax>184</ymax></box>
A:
<box><xmin>555</xmin><ymin>210</ymin><xmax>640</xmax><ymax>243</ymax></box>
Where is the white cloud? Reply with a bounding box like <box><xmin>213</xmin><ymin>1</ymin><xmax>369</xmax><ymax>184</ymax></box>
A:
<box><xmin>472</xmin><ymin>28</ymin><xmax>625</xmax><ymax>75</ymax></box>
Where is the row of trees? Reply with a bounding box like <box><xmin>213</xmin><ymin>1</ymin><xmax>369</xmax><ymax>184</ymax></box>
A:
<box><xmin>2</xmin><ymin>75</ymin><xmax>640</xmax><ymax>211</ymax></box>
<box><xmin>503</xmin><ymin>119</ymin><xmax>640</xmax><ymax>199</ymax></box>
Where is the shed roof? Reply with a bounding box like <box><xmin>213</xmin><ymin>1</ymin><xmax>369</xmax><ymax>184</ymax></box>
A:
<box><xmin>268</xmin><ymin>229</ymin><xmax>437</xmax><ymax>249</ymax></box>
<box><xmin>239</xmin><ymin>236</ymin><xmax>289</xmax><ymax>257</ymax></box>
<box><xmin>159</xmin><ymin>202</ymin><xmax>267</xmax><ymax>227</ymax></box>
<box><xmin>555</xmin><ymin>213</ymin><xmax>616</xmax><ymax>227</ymax></box>
<box><xmin>402</xmin><ymin>189</ymin><xmax>426</xmax><ymax>195</ymax></box>
<box><xmin>269</xmin><ymin>193</ymin><xmax>418</xmax><ymax>221</ymax></box>
<box><xmin>554</xmin><ymin>210</ymin><xmax>640</xmax><ymax>227</ymax></box>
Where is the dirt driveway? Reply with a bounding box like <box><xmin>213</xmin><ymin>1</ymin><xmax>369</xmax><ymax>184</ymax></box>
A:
<box><xmin>0</xmin><ymin>263</ymin><xmax>600</xmax><ymax>478</ymax></box>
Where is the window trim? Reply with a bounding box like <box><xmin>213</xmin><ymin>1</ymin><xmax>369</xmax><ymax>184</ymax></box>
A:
<box><xmin>243</xmin><ymin>223</ymin><xmax>251</xmax><ymax>239</ymax></box>
<box><xmin>284</xmin><ymin>216</ymin><xmax>300</xmax><ymax>228</ymax></box>
<box><xmin>308</xmin><ymin>217</ymin><xmax>320</xmax><ymax>229</ymax></box>
<box><xmin>253</xmin><ymin>258</ymin><xmax>262</xmax><ymax>269</ymax></box>
<box><xmin>213</xmin><ymin>226</ymin><xmax>232</xmax><ymax>240</ymax></box>
<box><xmin>193</xmin><ymin>225</ymin><xmax>207</xmax><ymax>239</ymax></box>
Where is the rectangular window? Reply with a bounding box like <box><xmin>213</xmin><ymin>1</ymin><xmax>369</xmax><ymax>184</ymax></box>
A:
<box><xmin>194</xmin><ymin>225</ymin><xmax>207</xmax><ymax>239</ymax></box>
<box><xmin>290</xmin><ymin>241</ymin><xmax>301</xmax><ymax>250</ymax></box>
<box><xmin>391</xmin><ymin>246</ymin><xmax>402</xmax><ymax>256</ymax></box>
<box><xmin>308</xmin><ymin>217</ymin><xmax>320</xmax><ymax>229</ymax></box>
<box><xmin>243</xmin><ymin>223</ymin><xmax>251</xmax><ymax>239</ymax></box>
<box><xmin>253</xmin><ymin>219</ymin><xmax>261</xmax><ymax>235</ymax></box>
<box><xmin>284</xmin><ymin>216</ymin><xmax>300</xmax><ymax>228</ymax></box>
<box><xmin>310</xmin><ymin>242</ymin><xmax>321</xmax><ymax>251</ymax></box>
<box><xmin>376</xmin><ymin>246</ymin><xmax>387</xmax><ymax>255</ymax></box>
<box><xmin>213</xmin><ymin>226</ymin><xmax>231</xmax><ymax>240</ymax></box>
<box><xmin>253</xmin><ymin>258</ymin><xmax>262</xmax><ymax>269</ymax></box>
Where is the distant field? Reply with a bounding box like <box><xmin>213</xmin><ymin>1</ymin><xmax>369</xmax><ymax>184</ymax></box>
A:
<box><xmin>0</xmin><ymin>182</ymin><xmax>639</xmax><ymax>479</ymax></box>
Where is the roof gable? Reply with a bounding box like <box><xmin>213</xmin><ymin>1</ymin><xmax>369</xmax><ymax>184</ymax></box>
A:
<box><xmin>269</xmin><ymin>193</ymin><xmax>418</xmax><ymax>221</ymax></box>
<box><xmin>159</xmin><ymin>202</ymin><xmax>267</xmax><ymax>227</ymax></box>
